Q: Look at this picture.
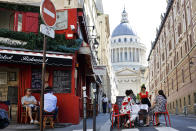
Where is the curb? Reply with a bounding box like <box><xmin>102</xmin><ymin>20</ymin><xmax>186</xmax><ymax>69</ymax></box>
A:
<box><xmin>170</xmin><ymin>114</ymin><xmax>196</xmax><ymax>118</ymax></box>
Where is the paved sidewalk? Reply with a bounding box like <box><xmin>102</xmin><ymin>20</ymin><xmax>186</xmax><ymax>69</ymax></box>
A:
<box><xmin>4</xmin><ymin>113</ymin><xmax>111</xmax><ymax>131</ymax></box>
<box><xmin>48</xmin><ymin>113</ymin><xmax>110</xmax><ymax>131</ymax></box>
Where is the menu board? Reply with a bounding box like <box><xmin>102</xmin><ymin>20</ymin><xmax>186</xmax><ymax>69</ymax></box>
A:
<box><xmin>53</xmin><ymin>70</ymin><xmax>71</xmax><ymax>93</ymax></box>
<box><xmin>116</xmin><ymin>96</ymin><xmax>125</xmax><ymax>110</ymax></box>
<box><xmin>31</xmin><ymin>69</ymin><xmax>42</xmax><ymax>89</ymax></box>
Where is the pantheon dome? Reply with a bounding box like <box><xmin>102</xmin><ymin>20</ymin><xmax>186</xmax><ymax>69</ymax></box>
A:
<box><xmin>110</xmin><ymin>8</ymin><xmax>147</xmax><ymax>71</ymax></box>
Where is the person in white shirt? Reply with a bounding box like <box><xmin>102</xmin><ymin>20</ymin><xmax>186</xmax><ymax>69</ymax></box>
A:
<box><xmin>102</xmin><ymin>94</ymin><xmax>108</xmax><ymax>113</ymax></box>
<box><xmin>44</xmin><ymin>87</ymin><xmax>57</xmax><ymax>113</ymax></box>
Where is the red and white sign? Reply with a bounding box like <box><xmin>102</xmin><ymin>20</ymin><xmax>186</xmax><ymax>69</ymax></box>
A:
<box><xmin>40</xmin><ymin>0</ymin><xmax>56</xmax><ymax>27</ymax></box>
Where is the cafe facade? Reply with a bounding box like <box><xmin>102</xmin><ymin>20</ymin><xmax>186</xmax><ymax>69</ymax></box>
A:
<box><xmin>0</xmin><ymin>2</ymin><xmax>99</xmax><ymax>124</ymax></box>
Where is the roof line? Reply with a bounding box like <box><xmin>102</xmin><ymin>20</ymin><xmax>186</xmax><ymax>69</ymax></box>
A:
<box><xmin>147</xmin><ymin>0</ymin><xmax>174</xmax><ymax>61</ymax></box>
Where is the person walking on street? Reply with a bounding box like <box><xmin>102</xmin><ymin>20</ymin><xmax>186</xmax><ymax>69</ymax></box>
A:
<box><xmin>102</xmin><ymin>94</ymin><xmax>108</xmax><ymax>113</ymax></box>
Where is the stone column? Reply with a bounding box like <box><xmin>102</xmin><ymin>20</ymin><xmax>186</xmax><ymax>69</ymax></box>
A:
<box><xmin>128</xmin><ymin>48</ymin><xmax>130</xmax><ymax>61</ymax></box>
<box><xmin>123</xmin><ymin>48</ymin><xmax>125</xmax><ymax>62</ymax></box>
<box><xmin>138</xmin><ymin>48</ymin><xmax>141</xmax><ymax>63</ymax></box>
<box><xmin>132</xmin><ymin>48</ymin><xmax>135</xmax><ymax>62</ymax></box>
<box><xmin>131</xmin><ymin>48</ymin><xmax>133</xmax><ymax>62</ymax></box>
<box><xmin>135</xmin><ymin>48</ymin><xmax>137</xmax><ymax>62</ymax></box>
<box><xmin>111</xmin><ymin>49</ymin><xmax>113</xmax><ymax>63</ymax></box>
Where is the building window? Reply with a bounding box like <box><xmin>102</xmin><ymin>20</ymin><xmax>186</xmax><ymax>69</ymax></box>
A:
<box><xmin>185</xmin><ymin>42</ymin><xmax>187</xmax><ymax>53</ymax></box>
<box><xmin>169</xmin><ymin>41</ymin><xmax>172</xmax><ymax>51</ymax></box>
<box><xmin>181</xmin><ymin>47</ymin><xmax>183</xmax><ymax>58</ymax></box>
<box><xmin>194</xmin><ymin>93</ymin><xmax>196</xmax><ymax>103</ymax></box>
<box><xmin>17</xmin><ymin>13</ymin><xmax>23</xmax><ymax>32</ymax></box>
<box><xmin>170</xmin><ymin>61</ymin><xmax>172</xmax><ymax>70</ymax></box>
<box><xmin>120</xmin><ymin>52</ymin><xmax>123</xmax><ymax>62</ymax></box>
<box><xmin>162</xmin><ymin>53</ymin><xmax>165</xmax><ymax>61</ymax></box>
<box><xmin>172</xmin><ymin>79</ymin><xmax>174</xmax><ymax>90</ymax></box>
<box><xmin>114</xmin><ymin>39</ymin><xmax>116</xmax><ymax>43</ymax></box>
<box><xmin>130</xmin><ymin>38</ymin><xmax>132</xmax><ymax>42</ymax></box>
<box><xmin>124</xmin><ymin>38</ymin><xmax>127</xmax><ymax>43</ymax></box>
<box><xmin>189</xmin><ymin>34</ymin><xmax>192</xmax><ymax>48</ymax></box>
<box><xmin>176</xmin><ymin>100</ymin><xmax>178</xmax><ymax>108</ymax></box>
<box><xmin>168</xmin><ymin>20</ymin><xmax>170</xmax><ymax>30</ymax></box>
<box><xmin>177</xmin><ymin>52</ymin><xmax>179</xmax><ymax>62</ymax></box>
<box><xmin>178</xmin><ymin>23</ymin><xmax>182</xmax><ymax>37</ymax></box>
<box><xmin>182</xmin><ymin>69</ymin><xmax>184</xmax><ymax>83</ymax></box>
<box><xmin>177</xmin><ymin>1</ymin><xmax>180</xmax><ymax>12</ymax></box>
<box><xmin>173</xmin><ymin>102</ymin><xmax>175</xmax><ymax>109</ymax></box>
<box><xmin>188</xmin><ymin>95</ymin><xmax>191</xmax><ymax>105</ymax></box>
<box><xmin>118</xmin><ymin>38</ymin><xmax>121</xmax><ymax>43</ymax></box>
<box><xmin>125</xmin><ymin>52</ymin><xmax>127</xmax><ymax>61</ymax></box>
<box><xmin>130</xmin><ymin>51</ymin><xmax>132</xmax><ymax>61</ymax></box>
<box><xmin>53</xmin><ymin>70</ymin><xmax>72</xmax><ymax>93</ymax></box>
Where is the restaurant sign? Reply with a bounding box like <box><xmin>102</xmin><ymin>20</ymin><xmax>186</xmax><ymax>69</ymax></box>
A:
<box><xmin>0</xmin><ymin>53</ymin><xmax>72</xmax><ymax>66</ymax></box>
<box><xmin>93</xmin><ymin>66</ymin><xmax>106</xmax><ymax>75</ymax></box>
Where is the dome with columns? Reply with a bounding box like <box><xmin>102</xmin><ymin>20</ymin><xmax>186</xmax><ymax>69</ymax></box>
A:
<box><xmin>110</xmin><ymin>8</ymin><xmax>147</xmax><ymax>71</ymax></box>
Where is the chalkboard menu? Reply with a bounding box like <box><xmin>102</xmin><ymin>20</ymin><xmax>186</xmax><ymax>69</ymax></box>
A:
<box><xmin>53</xmin><ymin>70</ymin><xmax>71</xmax><ymax>93</ymax></box>
<box><xmin>31</xmin><ymin>69</ymin><xmax>42</xmax><ymax>89</ymax></box>
<box><xmin>116</xmin><ymin>96</ymin><xmax>125</xmax><ymax>110</ymax></box>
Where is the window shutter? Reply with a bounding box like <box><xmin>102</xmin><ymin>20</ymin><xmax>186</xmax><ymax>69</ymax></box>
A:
<box><xmin>24</xmin><ymin>12</ymin><xmax>39</xmax><ymax>33</ymax></box>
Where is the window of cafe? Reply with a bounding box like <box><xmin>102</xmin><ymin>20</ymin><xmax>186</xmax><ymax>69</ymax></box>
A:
<box><xmin>31</xmin><ymin>69</ymin><xmax>72</xmax><ymax>93</ymax></box>
<box><xmin>53</xmin><ymin>70</ymin><xmax>71</xmax><ymax>93</ymax></box>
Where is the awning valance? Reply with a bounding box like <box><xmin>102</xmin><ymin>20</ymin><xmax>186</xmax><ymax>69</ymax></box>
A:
<box><xmin>0</xmin><ymin>49</ymin><xmax>72</xmax><ymax>66</ymax></box>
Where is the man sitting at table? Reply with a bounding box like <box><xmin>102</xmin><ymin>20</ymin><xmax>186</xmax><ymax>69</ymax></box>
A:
<box><xmin>21</xmin><ymin>88</ymin><xmax>39</xmax><ymax>124</ymax></box>
<box><xmin>44</xmin><ymin>87</ymin><xmax>57</xmax><ymax>115</ymax></box>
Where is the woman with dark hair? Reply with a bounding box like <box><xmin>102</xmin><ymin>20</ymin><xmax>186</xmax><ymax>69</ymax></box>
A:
<box><xmin>139</xmin><ymin>84</ymin><xmax>151</xmax><ymax>107</ymax></box>
<box><xmin>150</xmin><ymin>90</ymin><xmax>167</xmax><ymax>126</ymax></box>
<box><xmin>120</xmin><ymin>90</ymin><xmax>135</xmax><ymax>127</ymax></box>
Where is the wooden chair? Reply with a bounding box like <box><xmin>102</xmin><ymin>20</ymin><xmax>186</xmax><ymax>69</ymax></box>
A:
<box><xmin>43</xmin><ymin>112</ymin><xmax>55</xmax><ymax>129</ymax></box>
<box><xmin>111</xmin><ymin>104</ymin><xmax>131</xmax><ymax>129</ymax></box>
<box><xmin>21</xmin><ymin>106</ymin><xmax>37</xmax><ymax>124</ymax></box>
<box><xmin>21</xmin><ymin>106</ymin><xmax>28</xmax><ymax>124</ymax></box>
<box><xmin>153</xmin><ymin>104</ymin><xmax>171</xmax><ymax>127</ymax></box>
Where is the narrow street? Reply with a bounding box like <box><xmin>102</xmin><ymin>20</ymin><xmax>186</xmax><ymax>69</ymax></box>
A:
<box><xmin>112</xmin><ymin>115</ymin><xmax>196</xmax><ymax>131</ymax></box>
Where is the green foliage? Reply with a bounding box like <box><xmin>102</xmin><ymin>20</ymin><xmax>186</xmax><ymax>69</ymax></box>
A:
<box><xmin>0</xmin><ymin>3</ymin><xmax>40</xmax><ymax>13</ymax></box>
<box><xmin>0</xmin><ymin>28</ymin><xmax>82</xmax><ymax>53</ymax></box>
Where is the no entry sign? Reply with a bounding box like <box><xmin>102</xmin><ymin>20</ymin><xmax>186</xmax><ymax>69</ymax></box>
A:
<box><xmin>40</xmin><ymin>0</ymin><xmax>56</xmax><ymax>27</ymax></box>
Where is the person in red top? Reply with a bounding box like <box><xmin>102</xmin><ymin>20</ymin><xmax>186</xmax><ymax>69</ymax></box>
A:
<box><xmin>139</xmin><ymin>84</ymin><xmax>151</xmax><ymax>107</ymax></box>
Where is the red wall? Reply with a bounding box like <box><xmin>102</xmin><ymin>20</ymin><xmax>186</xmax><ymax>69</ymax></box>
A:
<box><xmin>55</xmin><ymin>8</ymin><xmax>78</xmax><ymax>39</ymax></box>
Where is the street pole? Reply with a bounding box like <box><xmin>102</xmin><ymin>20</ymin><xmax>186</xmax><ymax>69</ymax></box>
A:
<box><xmin>93</xmin><ymin>85</ymin><xmax>96</xmax><ymax>131</ymax></box>
<box><xmin>83</xmin><ymin>86</ymin><xmax>87</xmax><ymax>131</ymax></box>
<box><xmin>40</xmin><ymin>35</ymin><xmax>47</xmax><ymax>131</ymax></box>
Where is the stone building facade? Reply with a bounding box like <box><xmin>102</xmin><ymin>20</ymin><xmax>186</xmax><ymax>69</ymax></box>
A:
<box><xmin>148</xmin><ymin>0</ymin><xmax>196</xmax><ymax>115</ymax></box>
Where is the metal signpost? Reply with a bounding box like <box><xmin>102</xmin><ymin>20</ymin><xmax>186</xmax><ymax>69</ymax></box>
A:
<box><xmin>93</xmin><ymin>84</ymin><xmax>96</xmax><ymax>131</ymax></box>
<box><xmin>83</xmin><ymin>86</ymin><xmax>87</xmax><ymax>131</ymax></box>
<box><xmin>40</xmin><ymin>0</ymin><xmax>56</xmax><ymax>130</ymax></box>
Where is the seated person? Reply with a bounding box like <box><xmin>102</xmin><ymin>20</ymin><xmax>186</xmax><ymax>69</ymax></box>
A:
<box><xmin>139</xmin><ymin>85</ymin><xmax>151</xmax><ymax>107</ymax></box>
<box><xmin>150</xmin><ymin>90</ymin><xmax>167</xmax><ymax>126</ymax></box>
<box><xmin>120</xmin><ymin>90</ymin><xmax>135</xmax><ymax>127</ymax></box>
<box><xmin>145</xmin><ymin>90</ymin><xmax>167</xmax><ymax>127</ymax></box>
<box><xmin>44</xmin><ymin>87</ymin><xmax>57</xmax><ymax>115</ymax></box>
<box><xmin>21</xmin><ymin>88</ymin><xmax>39</xmax><ymax>124</ymax></box>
